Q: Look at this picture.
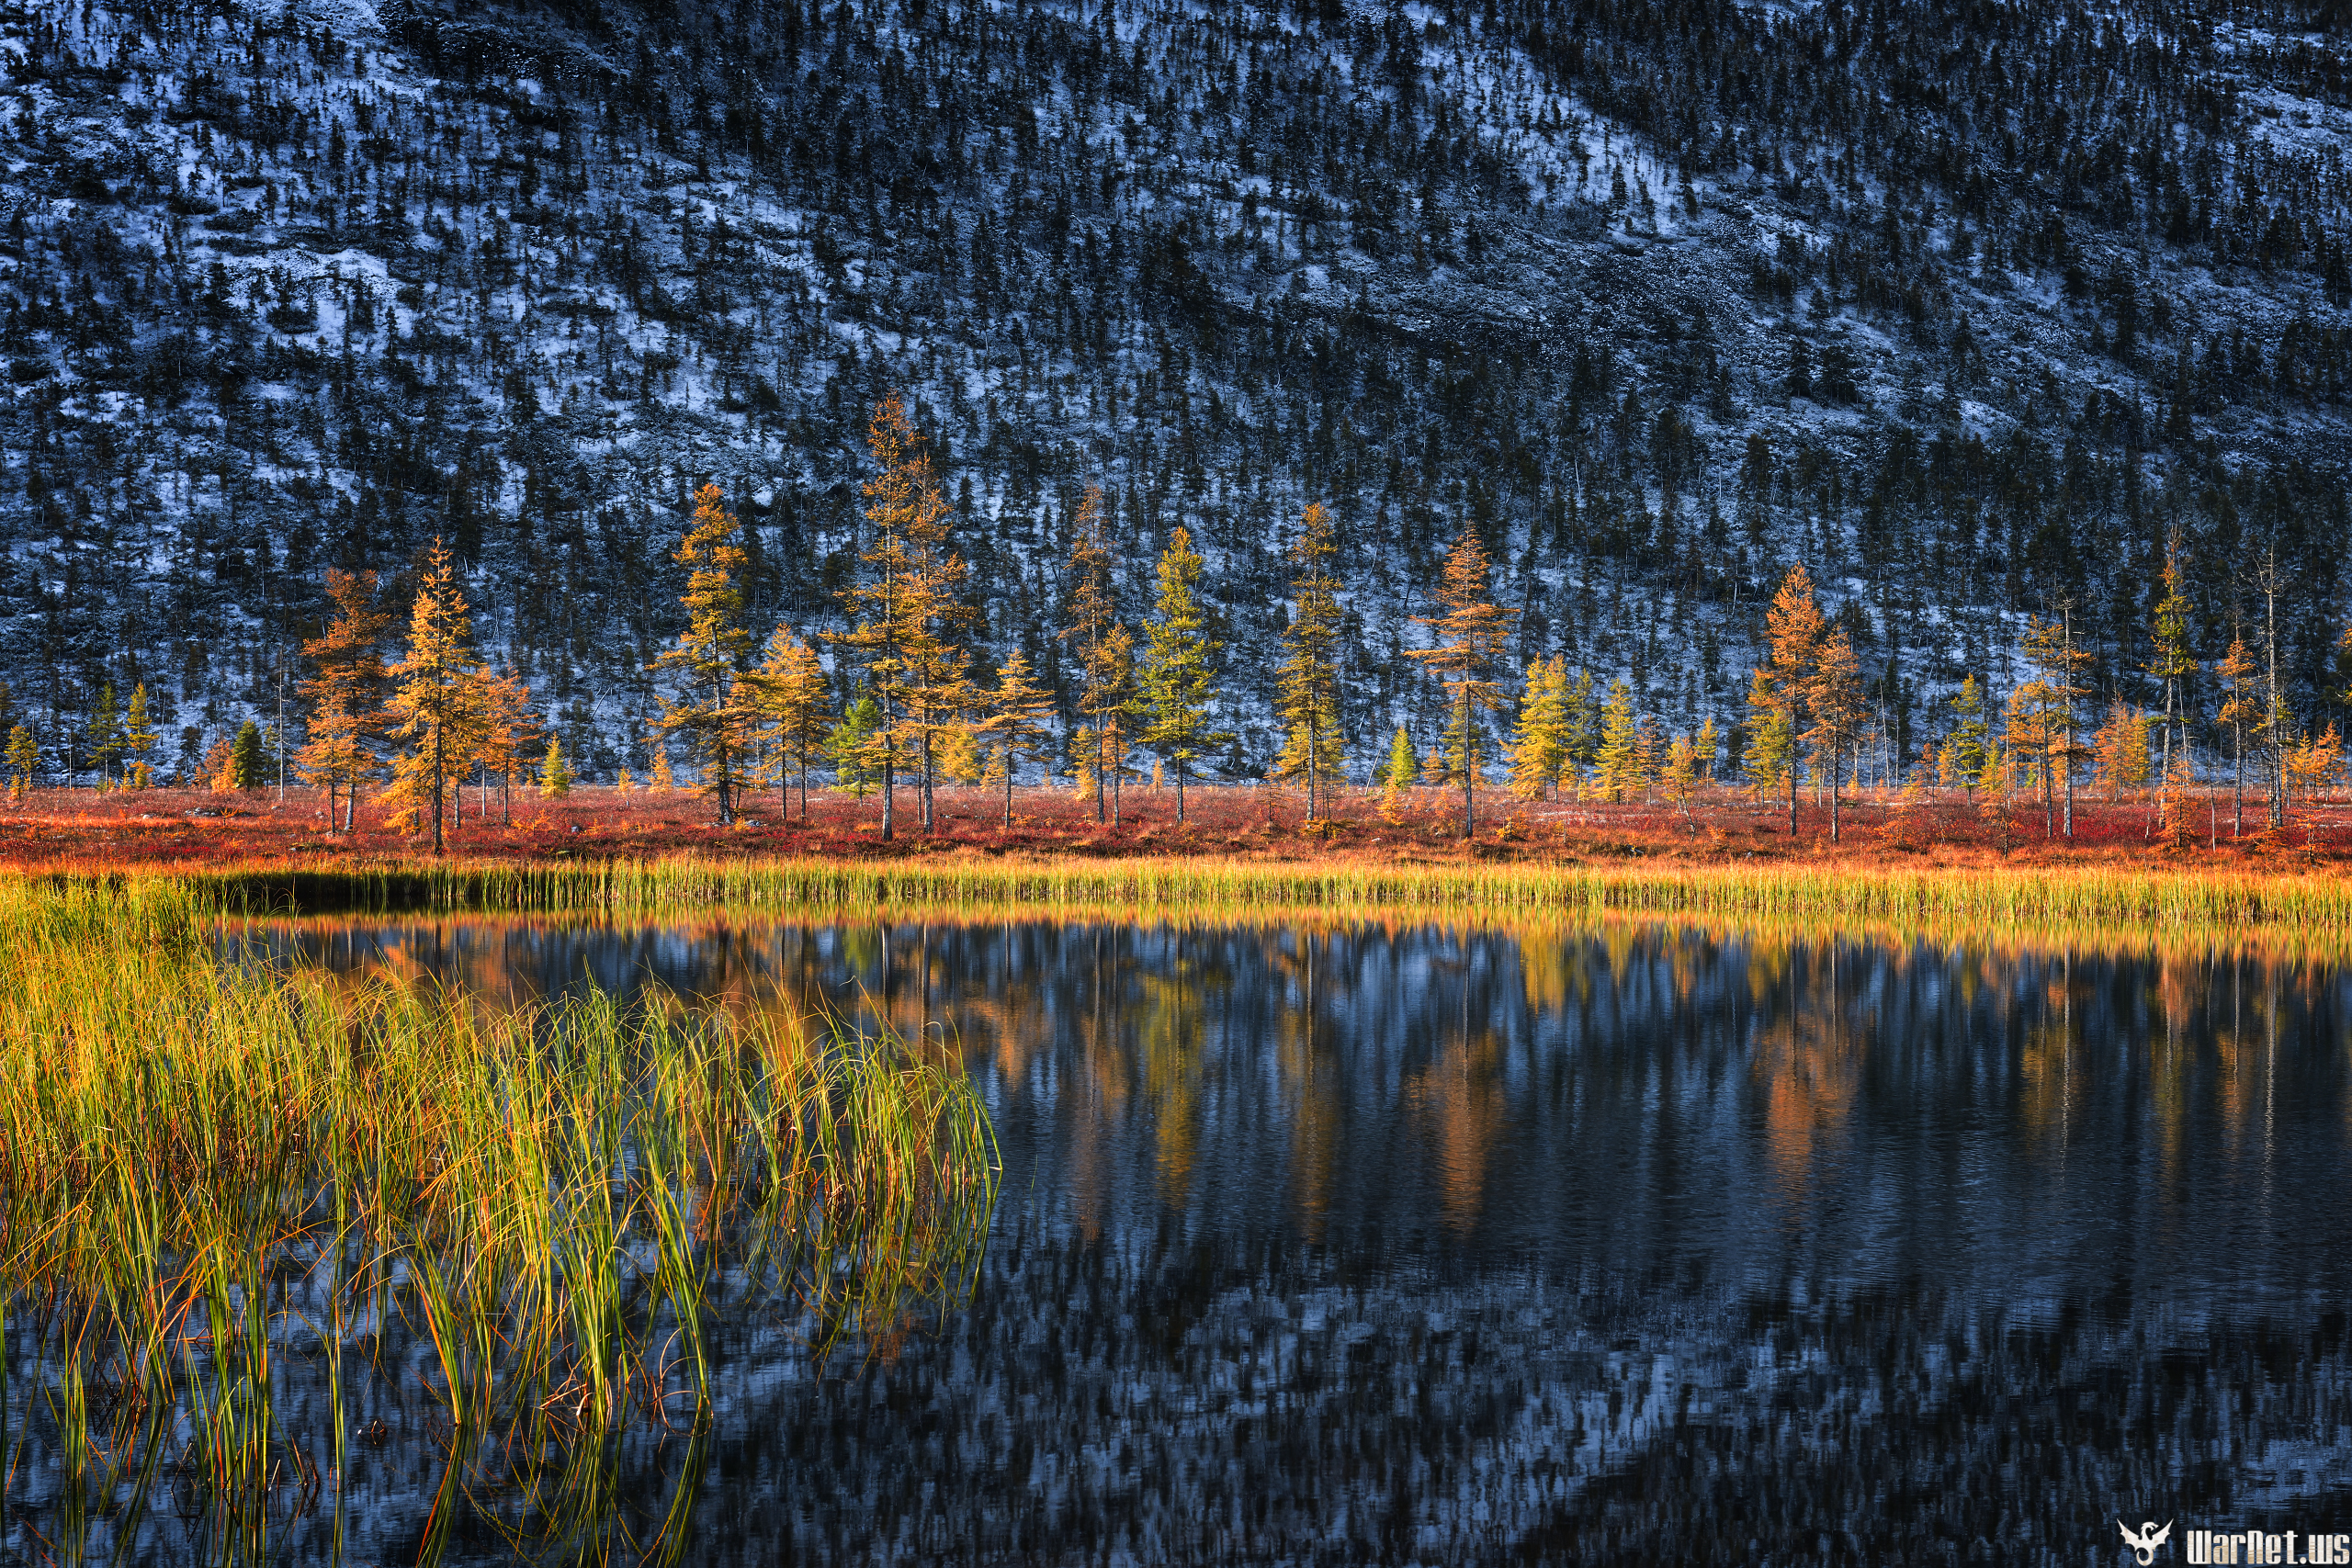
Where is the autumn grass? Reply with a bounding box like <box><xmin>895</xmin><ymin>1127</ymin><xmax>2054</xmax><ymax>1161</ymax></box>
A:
<box><xmin>63</xmin><ymin>852</ymin><xmax>2352</xmax><ymax>949</ymax></box>
<box><xmin>0</xmin><ymin>876</ymin><xmax>998</xmax><ymax>1562</ymax></box>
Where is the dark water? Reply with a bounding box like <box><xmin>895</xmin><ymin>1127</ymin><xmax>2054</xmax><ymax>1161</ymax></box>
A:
<box><xmin>21</xmin><ymin>917</ymin><xmax>2352</xmax><ymax>1565</ymax></box>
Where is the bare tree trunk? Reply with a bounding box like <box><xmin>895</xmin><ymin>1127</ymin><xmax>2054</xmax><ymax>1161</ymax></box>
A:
<box><xmin>880</xmin><ymin>727</ymin><xmax>896</xmax><ymax>840</ymax></box>
<box><xmin>2265</xmin><ymin>562</ymin><xmax>2285</xmax><ymax>829</ymax></box>
<box><xmin>2233</xmin><ymin>729</ymin><xmax>2243</xmax><ymax>835</ymax></box>
<box><xmin>1829</xmin><ymin>746</ymin><xmax>1842</xmax><ymax>841</ymax></box>
<box><xmin>2159</xmin><ymin>683</ymin><xmax>2175</xmax><ymax>790</ymax></box>
<box><xmin>1463</xmin><ymin>709</ymin><xmax>1476</xmax><ymax>839</ymax></box>
<box><xmin>920</xmin><ymin>728</ymin><xmax>934</xmax><ymax>833</ymax></box>
<box><xmin>1175</xmin><ymin>760</ymin><xmax>1186</xmax><ymax>824</ymax></box>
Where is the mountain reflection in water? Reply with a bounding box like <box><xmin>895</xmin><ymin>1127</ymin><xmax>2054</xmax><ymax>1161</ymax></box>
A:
<box><xmin>127</xmin><ymin>922</ymin><xmax>2352</xmax><ymax>1558</ymax></box>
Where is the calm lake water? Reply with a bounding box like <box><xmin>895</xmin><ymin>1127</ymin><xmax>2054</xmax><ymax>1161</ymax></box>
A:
<box><xmin>20</xmin><ymin>917</ymin><xmax>2352</xmax><ymax>1564</ymax></box>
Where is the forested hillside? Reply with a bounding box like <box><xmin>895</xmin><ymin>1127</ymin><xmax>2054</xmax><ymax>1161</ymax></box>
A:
<box><xmin>7</xmin><ymin>0</ymin><xmax>2352</xmax><ymax>784</ymax></box>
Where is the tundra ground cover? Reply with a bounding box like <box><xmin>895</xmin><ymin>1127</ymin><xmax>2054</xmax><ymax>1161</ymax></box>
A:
<box><xmin>3</xmin><ymin>781</ymin><xmax>2349</xmax><ymax>874</ymax></box>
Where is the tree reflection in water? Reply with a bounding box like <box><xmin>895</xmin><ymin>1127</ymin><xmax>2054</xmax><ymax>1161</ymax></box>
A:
<box><xmin>148</xmin><ymin>918</ymin><xmax>2352</xmax><ymax>1562</ymax></box>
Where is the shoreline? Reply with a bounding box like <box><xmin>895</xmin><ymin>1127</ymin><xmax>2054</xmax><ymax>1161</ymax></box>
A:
<box><xmin>16</xmin><ymin>852</ymin><xmax>2352</xmax><ymax>947</ymax></box>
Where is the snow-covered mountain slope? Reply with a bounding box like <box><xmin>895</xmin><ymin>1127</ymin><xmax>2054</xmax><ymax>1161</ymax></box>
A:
<box><xmin>6</xmin><ymin>0</ymin><xmax>2352</xmax><ymax>779</ymax></box>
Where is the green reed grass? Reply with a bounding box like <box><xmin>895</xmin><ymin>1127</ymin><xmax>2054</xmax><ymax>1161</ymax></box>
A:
<box><xmin>137</xmin><ymin>854</ymin><xmax>2352</xmax><ymax>945</ymax></box>
<box><xmin>0</xmin><ymin>877</ymin><xmax>999</xmax><ymax>1563</ymax></box>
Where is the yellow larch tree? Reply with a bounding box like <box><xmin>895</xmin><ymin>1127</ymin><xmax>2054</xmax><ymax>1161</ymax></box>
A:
<box><xmin>379</xmin><ymin>538</ymin><xmax>486</xmax><ymax>852</ymax></box>
<box><xmin>1755</xmin><ymin>564</ymin><xmax>1826</xmax><ymax>834</ymax></box>
<box><xmin>1508</xmin><ymin>655</ymin><xmax>1571</xmax><ymax>799</ymax></box>
<box><xmin>1803</xmin><ymin>616</ymin><xmax>1864</xmax><ymax>841</ymax></box>
<box><xmin>2216</xmin><ymin>634</ymin><xmax>2261</xmax><ymax>835</ymax></box>
<box><xmin>833</xmin><ymin>395</ymin><xmax>974</xmax><ymax>839</ymax></box>
<box><xmin>746</xmin><ymin>626</ymin><xmax>831</xmax><ymax>819</ymax></box>
<box><xmin>296</xmin><ymin>569</ymin><xmax>391</xmax><ymax>831</ymax></box>
<box><xmin>2019</xmin><ymin>606</ymin><xmax>2093</xmax><ymax>837</ymax></box>
<box><xmin>468</xmin><ymin>667</ymin><xmax>540</xmax><ymax>826</ymax></box>
<box><xmin>979</xmin><ymin>651</ymin><xmax>1057</xmax><ymax>829</ymax></box>
<box><xmin>651</xmin><ymin>483</ymin><xmax>754</xmax><ymax>825</ymax></box>
<box><xmin>1406</xmin><ymin>527</ymin><xmax>1517</xmax><ymax>836</ymax></box>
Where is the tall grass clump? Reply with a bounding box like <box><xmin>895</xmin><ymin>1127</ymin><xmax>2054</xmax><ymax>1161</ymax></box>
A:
<box><xmin>0</xmin><ymin>878</ymin><xmax>997</xmax><ymax>1562</ymax></box>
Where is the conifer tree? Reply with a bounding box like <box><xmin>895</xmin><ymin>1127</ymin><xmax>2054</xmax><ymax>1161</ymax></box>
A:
<box><xmin>652</xmin><ymin>483</ymin><xmax>753</xmax><ymax>825</ymax></box>
<box><xmin>829</xmin><ymin>694</ymin><xmax>882</xmax><ymax>797</ymax></box>
<box><xmin>1407</xmin><ymin>528</ymin><xmax>1517</xmax><ymax>836</ymax></box>
<box><xmin>2002</xmin><ymin>681</ymin><xmax>2063</xmax><ymax>830</ymax></box>
<box><xmin>1062</xmin><ymin>488</ymin><xmax>1136</xmax><ymax>824</ymax></box>
<box><xmin>835</xmin><ymin>396</ymin><xmax>974</xmax><ymax>838</ymax></box>
<box><xmin>980</xmin><ymin>652</ymin><xmax>1057</xmax><ymax>828</ymax></box>
<box><xmin>469</xmin><ymin>668</ymin><xmax>539</xmax><ymax>826</ymax></box>
<box><xmin>122</xmin><ymin>684</ymin><xmax>156</xmax><ymax>789</ymax></box>
<box><xmin>1508</xmin><ymin>656</ymin><xmax>1570</xmax><ymax>799</ymax></box>
<box><xmin>2091</xmin><ymin>700</ymin><xmax>2151</xmax><ymax>796</ymax></box>
<box><xmin>940</xmin><ymin>726</ymin><xmax>984</xmax><ymax>786</ymax></box>
<box><xmin>2217</xmin><ymin>634</ymin><xmax>2260</xmax><ymax>835</ymax></box>
<box><xmin>1636</xmin><ymin>714</ymin><xmax>1667</xmax><ymax>805</ymax></box>
<box><xmin>1591</xmin><ymin>679</ymin><xmax>1643</xmax><ymax>802</ymax></box>
<box><xmin>87</xmin><ymin>684</ymin><xmax>123</xmax><ymax>789</ymax></box>
<box><xmin>1560</xmin><ymin>669</ymin><xmax>1599</xmax><ymax>786</ymax></box>
<box><xmin>2019</xmin><ymin>606</ymin><xmax>2093</xmax><ymax>836</ymax></box>
<box><xmin>1692</xmin><ymin>716</ymin><xmax>1721</xmax><ymax>783</ymax></box>
<box><xmin>2286</xmin><ymin>724</ymin><xmax>2345</xmax><ymax>815</ymax></box>
<box><xmin>1755</xmin><ymin>565</ymin><xmax>1826</xmax><ymax>832</ymax></box>
<box><xmin>1944</xmin><ymin>675</ymin><xmax>1990</xmax><ymax>797</ymax></box>
<box><xmin>1804</xmin><ymin>619</ymin><xmax>1864</xmax><ymax>840</ymax></box>
<box><xmin>1381</xmin><ymin>724</ymin><xmax>1416</xmax><ymax>819</ymax></box>
<box><xmin>1664</xmin><ymin>732</ymin><xmax>1701</xmax><ymax>818</ymax></box>
<box><xmin>1742</xmin><ymin>669</ymin><xmax>1794</xmax><ymax>803</ymax></box>
<box><xmin>650</xmin><ymin>746</ymin><xmax>676</xmax><ymax>793</ymax></box>
<box><xmin>226</xmin><ymin>720</ymin><xmax>265</xmax><ymax>793</ymax></box>
<box><xmin>5</xmin><ymin>724</ymin><xmax>36</xmax><ymax>799</ymax></box>
<box><xmin>747</xmin><ymin>626</ymin><xmax>831</xmax><ymax>819</ymax></box>
<box><xmin>1976</xmin><ymin>736</ymin><xmax>2009</xmax><ymax>801</ymax></box>
<box><xmin>297</xmin><ymin>570</ymin><xmax>391</xmax><ymax>831</ymax></box>
<box><xmin>2257</xmin><ymin>557</ymin><xmax>2290</xmax><ymax>828</ymax></box>
<box><xmin>1273</xmin><ymin>502</ymin><xmax>1348</xmax><ymax>821</ymax></box>
<box><xmin>380</xmin><ymin>537</ymin><xmax>486</xmax><ymax>852</ymax></box>
<box><xmin>538</xmin><ymin>738</ymin><xmax>572</xmax><ymax>797</ymax></box>
<box><xmin>2144</xmin><ymin>543</ymin><xmax>2197</xmax><ymax>784</ymax></box>
<box><xmin>1140</xmin><ymin>527</ymin><xmax>1229</xmax><ymax>823</ymax></box>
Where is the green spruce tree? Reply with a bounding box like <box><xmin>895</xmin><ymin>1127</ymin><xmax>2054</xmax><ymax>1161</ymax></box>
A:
<box><xmin>1139</xmin><ymin>527</ymin><xmax>1231</xmax><ymax>823</ymax></box>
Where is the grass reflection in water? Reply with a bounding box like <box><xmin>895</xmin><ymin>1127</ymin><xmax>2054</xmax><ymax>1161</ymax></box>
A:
<box><xmin>0</xmin><ymin>881</ymin><xmax>1000</xmax><ymax>1565</ymax></box>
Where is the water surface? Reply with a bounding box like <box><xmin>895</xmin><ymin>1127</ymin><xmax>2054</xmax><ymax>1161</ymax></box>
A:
<box><xmin>25</xmin><ymin>916</ymin><xmax>2352</xmax><ymax>1563</ymax></box>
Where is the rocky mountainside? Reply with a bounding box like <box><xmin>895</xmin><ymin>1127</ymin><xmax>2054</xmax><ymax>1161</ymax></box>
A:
<box><xmin>7</xmin><ymin>0</ymin><xmax>2352</xmax><ymax>780</ymax></box>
